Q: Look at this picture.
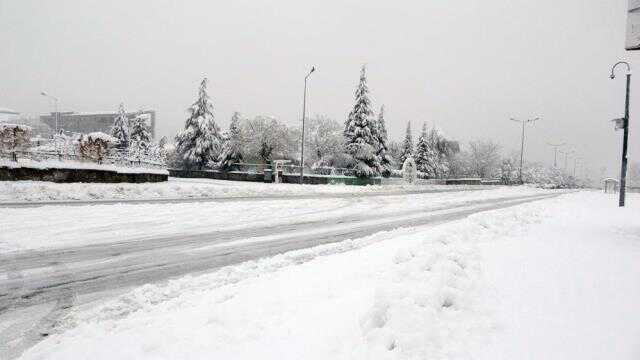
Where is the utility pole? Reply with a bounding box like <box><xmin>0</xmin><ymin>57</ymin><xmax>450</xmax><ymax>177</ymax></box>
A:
<box><xmin>573</xmin><ymin>156</ymin><xmax>581</xmax><ymax>177</ymax></box>
<box><xmin>558</xmin><ymin>149</ymin><xmax>573</xmax><ymax>171</ymax></box>
<box><xmin>610</xmin><ymin>61</ymin><xmax>631</xmax><ymax>207</ymax></box>
<box><xmin>546</xmin><ymin>141</ymin><xmax>565</xmax><ymax>168</ymax></box>
<box><xmin>510</xmin><ymin>117</ymin><xmax>539</xmax><ymax>184</ymax></box>
<box><xmin>299</xmin><ymin>66</ymin><xmax>315</xmax><ymax>184</ymax></box>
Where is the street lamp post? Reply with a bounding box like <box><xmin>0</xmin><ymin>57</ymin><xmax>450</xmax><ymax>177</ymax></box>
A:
<box><xmin>41</xmin><ymin>91</ymin><xmax>59</xmax><ymax>134</ymax></box>
<box><xmin>610</xmin><ymin>61</ymin><xmax>631</xmax><ymax>207</ymax></box>
<box><xmin>559</xmin><ymin>149</ymin><xmax>574</xmax><ymax>171</ymax></box>
<box><xmin>510</xmin><ymin>117</ymin><xmax>539</xmax><ymax>184</ymax></box>
<box><xmin>573</xmin><ymin>156</ymin><xmax>581</xmax><ymax>177</ymax></box>
<box><xmin>299</xmin><ymin>66</ymin><xmax>315</xmax><ymax>184</ymax></box>
<box><xmin>546</xmin><ymin>141</ymin><xmax>565</xmax><ymax>168</ymax></box>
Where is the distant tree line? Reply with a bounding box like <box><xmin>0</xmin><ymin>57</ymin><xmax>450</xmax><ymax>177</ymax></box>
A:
<box><xmin>157</xmin><ymin>70</ymin><xmax>586</xmax><ymax>187</ymax></box>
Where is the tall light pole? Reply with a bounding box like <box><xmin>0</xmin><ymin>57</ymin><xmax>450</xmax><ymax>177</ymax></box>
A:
<box><xmin>610</xmin><ymin>61</ymin><xmax>631</xmax><ymax>207</ymax></box>
<box><xmin>41</xmin><ymin>91</ymin><xmax>59</xmax><ymax>134</ymax></box>
<box><xmin>573</xmin><ymin>156</ymin><xmax>582</xmax><ymax>177</ymax></box>
<box><xmin>510</xmin><ymin>117</ymin><xmax>539</xmax><ymax>184</ymax></box>
<box><xmin>299</xmin><ymin>66</ymin><xmax>315</xmax><ymax>184</ymax></box>
<box><xmin>559</xmin><ymin>148</ymin><xmax>574</xmax><ymax>170</ymax></box>
<box><xmin>546</xmin><ymin>141</ymin><xmax>565</xmax><ymax>168</ymax></box>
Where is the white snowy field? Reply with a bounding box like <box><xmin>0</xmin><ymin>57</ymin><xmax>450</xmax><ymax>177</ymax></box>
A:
<box><xmin>0</xmin><ymin>186</ymin><xmax>548</xmax><ymax>252</ymax></box>
<box><xmin>0</xmin><ymin>177</ymin><xmax>487</xmax><ymax>203</ymax></box>
<box><xmin>18</xmin><ymin>191</ymin><xmax>640</xmax><ymax>360</ymax></box>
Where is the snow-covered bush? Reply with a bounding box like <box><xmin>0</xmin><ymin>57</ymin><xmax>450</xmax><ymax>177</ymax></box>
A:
<box><xmin>0</xmin><ymin>123</ymin><xmax>32</xmax><ymax>153</ymax></box>
<box><xmin>522</xmin><ymin>163</ymin><xmax>580</xmax><ymax>189</ymax></box>
<box><xmin>79</xmin><ymin>132</ymin><xmax>117</xmax><ymax>162</ymax></box>
<box><xmin>402</xmin><ymin>156</ymin><xmax>417</xmax><ymax>184</ymax></box>
<box><xmin>500</xmin><ymin>158</ymin><xmax>518</xmax><ymax>185</ymax></box>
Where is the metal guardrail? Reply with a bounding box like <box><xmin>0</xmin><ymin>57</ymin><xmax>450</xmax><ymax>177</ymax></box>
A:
<box><xmin>229</xmin><ymin>163</ymin><xmax>357</xmax><ymax>177</ymax></box>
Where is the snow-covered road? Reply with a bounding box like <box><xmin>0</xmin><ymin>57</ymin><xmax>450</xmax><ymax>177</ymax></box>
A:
<box><xmin>0</xmin><ymin>186</ymin><xmax>555</xmax><ymax>358</ymax></box>
<box><xmin>9</xmin><ymin>190</ymin><xmax>637</xmax><ymax>360</ymax></box>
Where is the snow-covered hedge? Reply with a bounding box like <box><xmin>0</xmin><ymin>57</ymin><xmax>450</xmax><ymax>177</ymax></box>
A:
<box><xmin>0</xmin><ymin>123</ymin><xmax>32</xmax><ymax>152</ymax></box>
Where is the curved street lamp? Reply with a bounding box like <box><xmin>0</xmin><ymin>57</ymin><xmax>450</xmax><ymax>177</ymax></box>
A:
<box><xmin>609</xmin><ymin>61</ymin><xmax>631</xmax><ymax>207</ymax></box>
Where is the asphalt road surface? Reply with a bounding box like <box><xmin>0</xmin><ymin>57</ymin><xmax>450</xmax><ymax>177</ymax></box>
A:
<box><xmin>0</xmin><ymin>191</ymin><xmax>558</xmax><ymax>359</ymax></box>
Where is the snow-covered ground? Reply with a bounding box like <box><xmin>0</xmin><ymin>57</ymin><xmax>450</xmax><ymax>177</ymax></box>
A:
<box><xmin>18</xmin><ymin>191</ymin><xmax>640</xmax><ymax>359</ymax></box>
<box><xmin>0</xmin><ymin>186</ymin><xmax>548</xmax><ymax>252</ymax></box>
<box><xmin>0</xmin><ymin>177</ymin><xmax>489</xmax><ymax>203</ymax></box>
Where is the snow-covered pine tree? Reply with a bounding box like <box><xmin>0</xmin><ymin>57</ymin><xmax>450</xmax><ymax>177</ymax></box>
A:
<box><xmin>111</xmin><ymin>103</ymin><xmax>129</xmax><ymax>149</ymax></box>
<box><xmin>415</xmin><ymin>122</ymin><xmax>438</xmax><ymax>177</ymax></box>
<box><xmin>344</xmin><ymin>65</ymin><xmax>380</xmax><ymax>178</ymax></box>
<box><xmin>219</xmin><ymin>111</ymin><xmax>244</xmax><ymax>170</ymax></box>
<box><xmin>399</xmin><ymin>121</ymin><xmax>413</xmax><ymax>169</ymax></box>
<box><xmin>175</xmin><ymin>77</ymin><xmax>222</xmax><ymax>169</ymax></box>
<box><xmin>375</xmin><ymin>105</ymin><xmax>393</xmax><ymax>177</ymax></box>
<box><xmin>129</xmin><ymin>112</ymin><xmax>152</xmax><ymax>157</ymax></box>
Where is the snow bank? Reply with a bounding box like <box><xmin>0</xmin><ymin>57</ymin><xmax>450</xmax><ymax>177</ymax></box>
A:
<box><xmin>0</xmin><ymin>177</ymin><xmax>495</xmax><ymax>203</ymax></box>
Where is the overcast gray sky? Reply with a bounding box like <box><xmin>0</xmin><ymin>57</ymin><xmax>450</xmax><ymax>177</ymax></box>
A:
<box><xmin>1</xmin><ymin>0</ymin><xmax>638</xmax><ymax>178</ymax></box>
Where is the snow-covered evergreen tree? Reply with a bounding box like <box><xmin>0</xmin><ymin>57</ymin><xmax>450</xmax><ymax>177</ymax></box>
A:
<box><xmin>129</xmin><ymin>113</ymin><xmax>152</xmax><ymax>157</ymax></box>
<box><xmin>375</xmin><ymin>105</ymin><xmax>393</xmax><ymax>177</ymax></box>
<box><xmin>175</xmin><ymin>77</ymin><xmax>222</xmax><ymax>169</ymax></box>
<box><xmin>415</xmin><ymin>122</ymin><xmax>438</xmax><ymax>177</ymax></box>
<box><xmin>399</xmin><ymin>121</ymin><xmax>413</xmax><ymax>169</ymax></box>
<box><xmin>111</xmin><ymin>103</ymin><xmax>129</xmax><ymax>149</ymax></box>
<box><xmin>344</xmin><ymin>65</ymin><xmax>380</xmax><ymax>178</ymax></box>
<box><xmin>218</xmin><ymin>111</ymin><xmax>244</xmax><ymax>170</ymax></box>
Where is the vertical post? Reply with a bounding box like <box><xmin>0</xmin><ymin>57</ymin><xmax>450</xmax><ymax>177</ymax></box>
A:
<box><xmin>299</xmin><ymin>66</ymin><xmax>315</xmax><ymax>184</ymax></box>
<box><xmin>519</xmin><ymin>121</ymin><xmax>525</xmax><ymax>184</ymax></box>
<box><xmin>55</xmin><ymin>98</ymin><xmax>59</xmax><ymax>134</ymax></box>
<box><xmin>619</xmin><ymin>73</ymin><xmax>631</xmax><ymax>207</ymax></box>
<box><xmin>553</xmin><ymin>147</ymin><xmax>558</xmax><ymax>167</ymax></box>
<box><xmin>300</xmin><ymin>77</ymin><xmax>308</xmax><ymax>184</ymax></box>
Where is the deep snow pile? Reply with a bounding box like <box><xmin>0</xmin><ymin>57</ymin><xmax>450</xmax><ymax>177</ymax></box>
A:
<box><xmin>0</xmin><ymin>177</ymin><xmax>488</xmax><ymax>203</ymax></box>
<box><xmin>18</xmin><ymin>192</ymin><xmax>640</xmax><ymax>359</ymax></box>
